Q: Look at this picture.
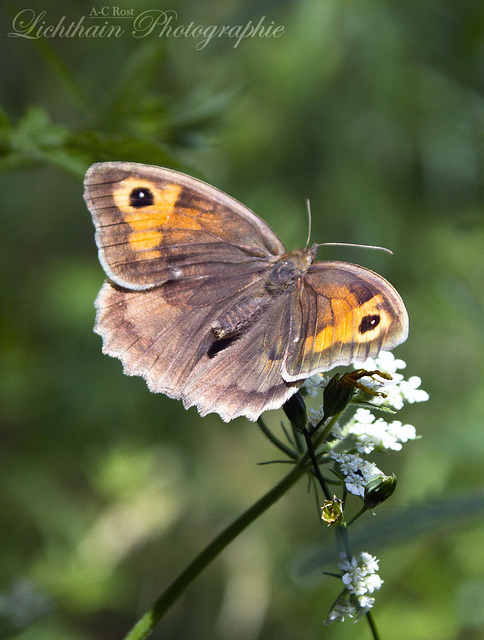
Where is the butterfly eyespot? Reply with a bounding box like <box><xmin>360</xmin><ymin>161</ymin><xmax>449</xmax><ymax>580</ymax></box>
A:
<box><xmin>129</xmin><ymin>187</ymin><xmax>154</xmax><ymax>208</ymax></box>
<box><xmin>359</xmin><ymin>314</ymin><xmax>381</xmax><ymax>334</ymax></box>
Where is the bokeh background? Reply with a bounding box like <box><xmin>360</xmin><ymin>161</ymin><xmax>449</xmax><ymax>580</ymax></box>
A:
<box><xmin>1</xmin><ymin>1</ymin><xmax>484</xmax><ymax>639</ymax></box>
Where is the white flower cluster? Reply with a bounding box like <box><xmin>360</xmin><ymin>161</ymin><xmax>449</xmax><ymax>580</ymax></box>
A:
<box><xmin>338</xmin><ymin>408</ymin><xmax>417</xmax><ymax>455</ymax></box>
<box><xmin>329</xmin><ymin>451</ymin><xmax>380</xmax><ymax>497</ymax></box>
<box><xmin>301</xmin><ymin>372</ymin><xmax>324</xmax><ymax>398</ymax></box>
<box><xmin>357</xmin><ymin>351</ymin><xmax>429</xmax><ymax>410</ymax></box>
<box><xmin>304</xmin><ymin>351</ymin><xmax>428</xmax><ymax>429</ymax></box>
<box><xmin>322</xmin><ymin>351</ymin><xmax>426</xmax><ymax>496</ymax></box>
<box><xmin>340</xmin><ymin>552</ymin><xmax>383</xmax><ymax>595</ymax></box>
<box><xmin>325</xmin><ymin>552</ymin><xmax>383</xmax><ymax>624</ymax></box>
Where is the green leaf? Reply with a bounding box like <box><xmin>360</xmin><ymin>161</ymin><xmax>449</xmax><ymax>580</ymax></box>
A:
<box><xmin>294</xmin><ymin>490</ymin><xmax>484</xmax><ymax>581</ymax></box>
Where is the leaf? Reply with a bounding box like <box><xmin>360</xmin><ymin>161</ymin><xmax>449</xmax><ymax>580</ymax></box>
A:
<box><xmin>293</xmin><ymin>490</ymin><xmax>484</xmax><ymax>582</ymax></box>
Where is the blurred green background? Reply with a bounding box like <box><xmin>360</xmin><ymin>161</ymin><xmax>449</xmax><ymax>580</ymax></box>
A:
<box><xmin>1</xmin><ymin>0</ymin><xmax>484</xmax><ymax>638</ymax></box>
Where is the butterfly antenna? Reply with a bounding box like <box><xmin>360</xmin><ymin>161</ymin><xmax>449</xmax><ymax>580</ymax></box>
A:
<box><xmin>316</xmin><ymin>241</ymin><xmax>394</xmax><ymax>255</ymax></box>
<box><xmin>304</xmin><ymin>200</ymin><xmax>392</xmax><ymax>255</ymax></box>
<box><xmin>305</xmin><ymin>199</ymin><xmax>312</xmax><ymax>248</ymax></box>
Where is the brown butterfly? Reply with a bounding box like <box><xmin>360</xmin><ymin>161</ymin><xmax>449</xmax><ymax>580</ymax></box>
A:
<box><xmin>84</xmin><ymin>162</ymin><xmax>409</xmax><ymax>422</ymax></box>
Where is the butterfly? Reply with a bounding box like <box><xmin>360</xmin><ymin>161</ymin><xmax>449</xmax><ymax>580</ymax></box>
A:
<box><xmin>84</xmin><ymin>162</ymin><xmax>409</xmax><ymax>422</ymax></box>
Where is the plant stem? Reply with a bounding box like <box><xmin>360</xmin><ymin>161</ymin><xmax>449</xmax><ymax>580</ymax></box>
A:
<box><xmin>123</xmin><ymin>461</ymin><xmax>309</xmax><ymax>640</ymax></box>
<box><xmin>345</xmin><ymin>505</ymin><xmax>369</xmax><ymax>527</ymax></box>
<box><xmin>365</xmin><ymin>610</ymin><xmax>381</xmax><ymax>640</ymax></box>
<box><xmin>301</xmin><ymin>427</ymin><xmax>333</xmax><ymax>500</ymax></box>
<box><xmin>257</xmin><ymin>416</ymin><xmax>298</xmax><ymax>459</ymax></box>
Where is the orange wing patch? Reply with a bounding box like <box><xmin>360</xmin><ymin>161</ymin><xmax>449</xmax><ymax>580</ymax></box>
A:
<box><xmin>304</xmin><ymin>294</ymin><xmax>391</xmax><ymax>354</ymax></box>
<box><xmin>113</xmin><ymin>178</ymin><xmax>181</xmax><ymax>216</ymax></box>
<box><xmin>112</xmin><ymin>179</ymin><xmax>205</xmax><ymax>257</ymax></box>
<box><xmin>127</xmin><ymin>229</ymin><xmax>163</xmax><ymax>255</ymax></box>
<box><xmin>303</xmin><ymin>298</ymin><xmax>352</xmax><ymax>354</ymax></box>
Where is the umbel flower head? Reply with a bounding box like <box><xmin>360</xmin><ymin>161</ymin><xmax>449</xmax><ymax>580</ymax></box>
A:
<box><xmin>325</xmin><ymin>552</ymin><xmax>383</xmax><ymax>624</ymax></box>
<box><xmin>355</xmin><ymin>351</ymin><xmax>429</xmax><ymax>410</ymax></box>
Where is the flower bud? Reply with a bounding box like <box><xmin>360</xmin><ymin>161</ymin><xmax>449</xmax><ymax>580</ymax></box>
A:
<box><xmin>283</xmin><ymin>392</ymin><xmax>307</xmax><ymax>430</ymax></box>
<box><xmin>322</xmin><ymin>373</ymin><xmax>355</xmax><ymax>419</ymax></box>
<box><xmin>364</xmin><ymin>473</ymin><xmax>397</xmax><ymax>508</ymax></box>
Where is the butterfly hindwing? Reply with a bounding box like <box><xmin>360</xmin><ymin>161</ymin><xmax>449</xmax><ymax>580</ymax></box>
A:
<box><xmin>283</xmin><ymin>261</ymin><xmax>409</xmax><ymax>380</ymax></box>
<box><xmin>95</xmin><ymin>279</ymin><xmax>300</xmax><ymax>421</ymax></box>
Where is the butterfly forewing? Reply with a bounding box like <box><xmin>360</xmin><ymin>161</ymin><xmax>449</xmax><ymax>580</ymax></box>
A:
<box><xmin>84</xmin><ymin>162</ymin><xmax>285</xmax><ymax>290</ymax></box>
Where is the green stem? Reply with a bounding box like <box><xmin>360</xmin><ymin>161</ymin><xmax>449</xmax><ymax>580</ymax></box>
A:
<box><xmin>123</xmin><ymin>461</ymin><xmax>309</xmax><ymax>640</ymax></box>
<box><xmin>302</xmin><ymin>427</ymin><xmax>332</xmax><ymax>500</ymax></box>
<box><xmin>257</xmin><ymin>416</ymin><xmax>298</xmax><ymax>460</ymax></box>
<box><xmin>365</xmin><ymin>610</ymin><xmax>381</xmax><ymax>640</ymax></box>
<box><xmin>345</xmin><ymin>505</ymin><xmax>370</xmax><ymax>527</ymax></box>
<box><xmin>336</xmin><ymin>522</ymin><xmax>353</xmax><ymax>559</ymax></box>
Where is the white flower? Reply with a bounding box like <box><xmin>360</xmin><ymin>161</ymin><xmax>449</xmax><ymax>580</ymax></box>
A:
<box><xmin>344</xmin><ymin>408</ymin><xmax>417</xmax><ymax>454</ymax></box>
<box><xmin>324</xmin><ymin>600</ymin><xmax>358</xmax><ymax>624</ymax></box>
<box><xmin>355</xmin><ymin>351</ymin><xmax>429</xmax><ymax>410</ymax></box>
<box><xmin>359</xmin><ymin>551</ymin><xmax>380</xmax><ymax>574</ymax></box>
<box><xmin>365</xmin><ymin>572</ymin><xmax>384</xmax><ymax>592</ymax></box>
<box><xmin>358</xmin><ymin>595</ymin><xmax>376</xmax><ymax>611</ymax></box>
<box><xmin>302</xmin><ymin>373</ymin><xmax>325</xmax><ymax>397</ymax></box>
<box><xmin>398</xmin><ymin>376</ymin><xmax>430</xmax><ymax>404</ymax></box>
<box><xmin>372</xmin><ymin>375</ymin><xmax>407</xmax><ymax>410</ymax></box>
<box><xmin>325</xmin><ymin>553</ymin><xmax>383</xmax><ymax>624</ymax></box>
<box><xmin>358</xmin><ymin>350</ymin><xmax>406</xmax><ymax>374</ymax></box>
<box><xmin>338</xmin><ymin>552</ymin><xmax>383</xmax><ymax>596</ymax></box>
<box><xmin>330</xmin><ymin>452</ymin><xmax>382</xmax><ymax>496</ymax></box>
<box><xmin>350</xmin><ymin>408</ymin><xmax>375</xmax><ymax>425</ymax></box>
<box><xmin>308</xmin><ymin>406</ymin><xmax>325</xmax><ymax>426</ymax></box>
<box><xmin>323</xmin><ymin>592</ymin><xmax>376</xmax><ymax>625</ymax></box>
<box><xmin>329</xmin><ymin>420</ymin><xmax>343</xmax><ymax>439</ymax></box>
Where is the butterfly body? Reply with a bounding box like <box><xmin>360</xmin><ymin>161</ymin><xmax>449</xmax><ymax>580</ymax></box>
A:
<box><xmin>85</xmin><ymin>162</ymin><xmax>408</xmax><ymax>422</ymax></box>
